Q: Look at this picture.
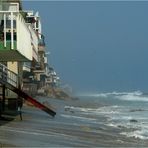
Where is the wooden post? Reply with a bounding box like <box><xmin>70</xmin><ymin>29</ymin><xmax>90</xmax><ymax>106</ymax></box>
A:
<box><xmin>17</xmin><ymin>62</ymin><xmax>23</xmax><ymax>109</ymax></box>
<box><xmin>2</xmin><ymin>84</ymin><xmax>5</xmax><ymax>111</ymax></box>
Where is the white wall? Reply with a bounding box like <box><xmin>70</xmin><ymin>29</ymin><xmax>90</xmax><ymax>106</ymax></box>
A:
<box><xmin>28</xmin><ymin>24</ymin><xmax>38</xmax><ymax>61</ymax></box>
<box><xmin>16</xmin><ymin>13</ymin><xmax>32</xmax><ymax>61</ymax></box>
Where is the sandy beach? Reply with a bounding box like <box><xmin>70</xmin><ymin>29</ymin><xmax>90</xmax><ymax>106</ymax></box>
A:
<box><xmin>0</xmin><ymin>96</ymin><xmax>148</xmax><ymax>147</ymax></box>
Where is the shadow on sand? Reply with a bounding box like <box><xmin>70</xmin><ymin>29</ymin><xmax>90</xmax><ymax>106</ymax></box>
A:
<box><xmin>0</xmin><ymin>115</ymin><xmax>15</xmax><ymax>126</ymax></box>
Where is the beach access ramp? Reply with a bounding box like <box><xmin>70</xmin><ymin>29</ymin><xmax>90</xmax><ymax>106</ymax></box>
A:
<box><xmin>0</xmin><ymin>63</ymin><xmax>56</xmax><ymax>117</ymax></box>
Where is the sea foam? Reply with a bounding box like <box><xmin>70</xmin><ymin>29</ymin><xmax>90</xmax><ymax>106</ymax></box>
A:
<box><xmin>120</xmin><ymin>130</ymin><xmax>148</xmax><ymax>140</ymax></box>
<box><xmin>78</xmin><ymin>90</ymin><xmax>143</xmax><ymax>98</ymax></box>
<box><xmin>115</xmin><ymin>93</ymin><xmax>148</xmax><ymax>102</ymax></box>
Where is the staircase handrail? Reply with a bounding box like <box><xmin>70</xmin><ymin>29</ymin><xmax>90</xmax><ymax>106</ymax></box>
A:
<box><xmin>0</xmin><ymin>62</ymin><xmax>56</xmax><ymax>117</ymax></box>
<box><xmin>0</xmin><ymin>63</ymin><xmax>18</xmax><ymax>87</ymax></box>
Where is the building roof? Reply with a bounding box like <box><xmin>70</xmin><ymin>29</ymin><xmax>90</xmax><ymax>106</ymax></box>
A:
<box><xmin>2</xmin><ymin>0</ymin><xmax>22</xmax><ymax>10</ymax></box>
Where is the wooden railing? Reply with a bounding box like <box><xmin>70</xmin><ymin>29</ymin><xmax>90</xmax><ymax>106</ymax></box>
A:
<box><xmin>0</xmin><ymin>63</ymin><xmax>56</xmax><ymax>117</ymax></box>
<box><xmin>0</xmin><ymin>62</ymin><xmax>18</xmax><ymax>87</ymax></box>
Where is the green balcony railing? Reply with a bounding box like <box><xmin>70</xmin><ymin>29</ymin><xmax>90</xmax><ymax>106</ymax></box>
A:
<box><xmin>0</xmin><ymin>40</ymin><xmax>17</xmax><ymax>50</ymax></box>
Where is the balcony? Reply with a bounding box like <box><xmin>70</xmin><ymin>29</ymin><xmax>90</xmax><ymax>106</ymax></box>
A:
<box><xmin>46</xmin><ymin>77</ymin><xmax>52</xmax><ymax>83</ymax></box>
<box><xmin>33</xmin><ymin>63</ymin><xmax>45</xmax><ymax>74</ymax></box>
<box><xmin>44</xmin><ymin>56</ymin><xmax>47</xmax><ymax>64</ymax></box>
<box><xmin>38</xmin><ymin>35</ymin><xmax>45</xmax><ymax>46</ymax></box>
<box><xmin>23</xmin><ymin>62</ymin><xmax>31</xmax><ymax>72</ymax></box>
<box><xmin>0</xmin><ymin>8</ymin><xmax>38</xmax><ymax>62</ymax></box>
<box><xmin>38</xmin><ymin>45</ymin><xmax>45</xmax><ymax>52</ymax></box>
<box><xmin>38</xmin><ymin>34</ymin><xmax>45</xmax><ymax>52</ymax></box>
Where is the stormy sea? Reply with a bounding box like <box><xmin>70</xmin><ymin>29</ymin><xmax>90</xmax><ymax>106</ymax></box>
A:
<box><xmin>1</xmin><ymin>91</ymin><xmax>148</xmax><ymax>147</ymax></box>
<box><xmin>76</xmin><ymin>91</ymin><xmax>148</xmax><ymax>140</ymax></box>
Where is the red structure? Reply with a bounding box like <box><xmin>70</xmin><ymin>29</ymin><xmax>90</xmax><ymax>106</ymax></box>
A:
<box><xmin>0</xmin><ymin>63</ymin><xmax>56</xmax><ymax>117</ymax></box>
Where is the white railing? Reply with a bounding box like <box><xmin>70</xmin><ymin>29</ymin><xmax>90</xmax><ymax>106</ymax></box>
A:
<box><xmin>0</xmin><ymin>10</ymin><xmax>40</xmax><ymax>61</ymax></box>
<box><xmin>0</xmin><ymin>3</ymin><xmax>19</xmax><ymax>12</ymax></box>
<box><xmin>0</xmin><ymin>12</ymin><xmax>16</xmax><ymax>49</ymax></box>
<box><xmin>0</xmin><ymin>11</ymin><xmax>33</xmax><ymax>61</ymax></box>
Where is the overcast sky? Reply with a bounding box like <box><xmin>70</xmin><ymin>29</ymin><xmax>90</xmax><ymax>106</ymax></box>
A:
<box><xmin>23</xmin><ymin>1</ymin><xmax>148</xmax><ymax>93</ymax></box>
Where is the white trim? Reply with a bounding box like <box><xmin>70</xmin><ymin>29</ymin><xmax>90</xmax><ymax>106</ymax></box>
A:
<box><xmin>11</xmin><ymin>12</ymin><xmax>14</xmax><ymax>49</ymax></box>
<box><xmin>3</xmin><ymin>13</ymin><xmax>6</xmax><ymax>47</ymax></box>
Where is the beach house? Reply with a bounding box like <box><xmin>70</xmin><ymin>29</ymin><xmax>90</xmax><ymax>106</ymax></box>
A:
<box><xmin>0</xmin><ymin>0</ymin><xmax>57</xmax><ymax>116</ymax></box>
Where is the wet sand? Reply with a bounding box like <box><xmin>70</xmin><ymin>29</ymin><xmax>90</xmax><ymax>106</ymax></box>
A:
<box><xmin>0</xmin><ymin>97</ymin><xmax>148</xmax><ymax>147</ymax></box>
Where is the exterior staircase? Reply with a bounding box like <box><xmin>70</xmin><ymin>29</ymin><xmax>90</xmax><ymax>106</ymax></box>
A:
<box><xmin>0</xmin><ymin>63</ymin><xmax>56</xmax><ymax>117</ymax></box>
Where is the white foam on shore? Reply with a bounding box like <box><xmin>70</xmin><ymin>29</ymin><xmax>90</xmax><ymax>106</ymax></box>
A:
<box><xmin>108</xmin><ymin>116</ymin><xmax>148</xmax><ymax>140</ymax></box>
<box><xmin>105</xmin><ymin>123</ymin><xmax>119</xmax><ymax>128</ymax></box>
<box><xmin>64</xmin><ymin>105</ymin><xmax>120</xmax><ymax>115</ymax></box>
<box><xmin>109</xmin><ymin>116</ymin><xmax>133</xmax><ymax>122</ymax></box>
<box><xmin>77</xmin><ymin>90</ymin><xmax>148</xmax><ymax>140</ymax></box>
<box><xmin>61</xmin><ymin>114</ymin><xmax>97</xmax><ymax>122</ymax></box>
<box><xmin>120</xmin><ymin>130</ymin><xmax>148</xmax><ymax>140</ymax></box>
<box><xmin>64</xmin><ymin>106</ymin><xmax>95</xmax><ymax>112</ymax></box>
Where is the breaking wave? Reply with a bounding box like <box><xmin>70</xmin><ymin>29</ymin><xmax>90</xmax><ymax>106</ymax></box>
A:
<box><xmin>78</xmin><ymin>90</ymin><xmax>143</xmax><ymax>98</ymax></box>
<box><xmin>64</xmin><ymin>105</ymin><xmax>120</xmax><ymax>115</ymax></box>
<box><xmin>73</xmin><ymin>90</ymin><xmax>148</xmax><ymax>140</ymax></box>
<box><xmin>78</xmin><ymin>90</ymin><xmax>148</xmax><ymax>102</ymax></box>
<box><xmin>114</xmin><ymin>91</ymin><xmax>148</xmax><ymax>102</ymax></box>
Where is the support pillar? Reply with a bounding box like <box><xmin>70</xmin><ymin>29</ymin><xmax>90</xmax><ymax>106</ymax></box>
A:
<box><xmin>0</xmin><ymin>98</ymin><xmax>1</xmax><ymax>118</ymax></box>
<box><xmin>2</xmin><ymin>84</ymin><xmax>5</xmax><ymax>111</ymax></box>
<box><xmin>17</xmin><ymin>62</ymin><xmax>23</xmax><ymax>109</ymax></box>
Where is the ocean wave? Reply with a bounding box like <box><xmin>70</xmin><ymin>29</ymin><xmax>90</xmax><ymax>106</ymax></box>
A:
<box><xmin>78</xmin><ymin>90</ymin><xmax>143</xmax><ymax>98</ymax></box>
<box><xmin>94</xmin><ymin>106</ymin><xmax>120</xmax><ymax>115</ymax></box>
<box><xmin>110</xmin><ymin>116</ymin><xmax>133</xmax><ymax>121</ymax></box>
<box><xmin>64</xmin><ymin>106</ymin><xmax>96</xmax><ymax>112</ymax></box>
<box><xmin>105</xmin><ymin>123</ymin><xmax>119</xmax><ymax>128</ymax></box>
<box><xmin>115</xmin><ymin>94</ymin><xmax>148</xmax><ymax>102</ymax></box>
<box><xmin>64</xmin><ymin>105</ymin><xmax>120</xmax><ymax>115</ymax></box>
<box><xmin>105</xmin><ymin>90</ymin><xmax>143</xmax><ymax>96</ymax></box>
<box><xmin>61</xmin><ymin>114</ymin><xmax>97</xmax><ymax>122</ymax></box>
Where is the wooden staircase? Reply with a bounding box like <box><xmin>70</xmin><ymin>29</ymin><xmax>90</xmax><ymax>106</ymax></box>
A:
<box><xmin>0</xmin><ymin>63</ymin><xmax>56</xmax><ymax>117</ymax></box>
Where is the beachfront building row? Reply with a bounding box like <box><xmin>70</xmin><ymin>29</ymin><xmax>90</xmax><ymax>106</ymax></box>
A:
<box><xmin>0</xmin><ymin>1</ymin><xmax>59</xmax><ymax>113</ymax></box>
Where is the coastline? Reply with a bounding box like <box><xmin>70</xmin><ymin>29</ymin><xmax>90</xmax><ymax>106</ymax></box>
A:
<box><xmin>1</xmin><ymin>96</ymin><xmax>148</xmax><ymax>147</ymax></box>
